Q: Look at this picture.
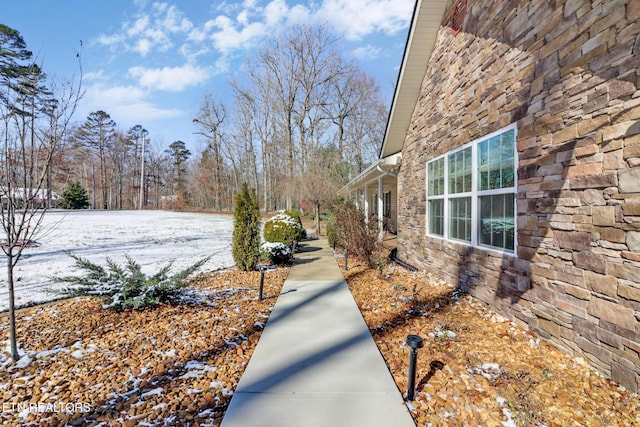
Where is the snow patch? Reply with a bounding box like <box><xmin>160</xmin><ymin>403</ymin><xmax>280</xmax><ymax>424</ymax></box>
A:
<box><xmin>15</xmin><ymin>354</ymin><xmax>33</xmax><ymax>369</ymax></box>
<box><xmin>35</xmin><ymin>345</ymin><xmax>69</xmax><ymax>359</ymax></box>
<box><xmin>501</xmin><ymin>408</ymin><xmax>517</xmax><ymax>427</ymax></box>
<box><xmin>178</xmin><ymin>360</ymin><xmax>217</xmax><ymax>380</ymax></box>
<box><xmin>71</xmin><ymin>350</ymin><xmax>85</xmax><ymax>359</ymax></box>
<box><xmin>140</xmin><ymin>387</ymin><xmax>164</xmax><ymax>399</ymax></box>
<box><xmin>473</xmin><ymin>363</ymin><xmax>502</xmax><ymax>381</ymax></box>
<box><xmin>429</xmin><ymin>327</ymin><xmax>457</xmax><ymax>340</ymax></box>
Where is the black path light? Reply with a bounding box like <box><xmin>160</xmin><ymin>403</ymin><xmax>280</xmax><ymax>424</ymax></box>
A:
<box><xmin>257</xmin><ymin>266</ymin><xmax>266</xmax><ymax>301</ymax></box>
<box><xmin>406</xmin><ymin>334</ymin><xmax>424</xmax><ymax>401</ymax></box>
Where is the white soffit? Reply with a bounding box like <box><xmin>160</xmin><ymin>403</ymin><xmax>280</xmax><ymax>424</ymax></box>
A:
<box><xmin>380</xmin><ymin>0</ymin><xmax>449</xmax><ymax>158</ymax></box>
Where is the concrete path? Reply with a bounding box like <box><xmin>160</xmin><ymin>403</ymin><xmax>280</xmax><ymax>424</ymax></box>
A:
<box><xmin>220</xmin><ymin>238</ymin><xmax>415</xmax><ymax>427</ymax></box>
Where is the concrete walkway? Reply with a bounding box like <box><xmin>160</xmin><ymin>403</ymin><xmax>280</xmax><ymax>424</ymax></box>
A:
<box><xmin>220</xmin><ymin>238</ymin><xmax>415</xmax><ymax>427</ymax></box>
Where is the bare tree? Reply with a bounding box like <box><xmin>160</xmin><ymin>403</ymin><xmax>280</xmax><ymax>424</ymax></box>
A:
<box><xmin>0</xmin><ymin>24</ymin><xmax>82</xmax><ymax>360</ymax></box>
<box><xmin>193</xmin><ymin>94</ymin><xmax>228</xmax><ymax>211</ymax></box>
<box><xmin>300</xmin><ymin>145</ymin><xmax>343</xmax><ymax>236</ymax></box>
<box><xmin>231</xmin><ymin>71</ymin><xmax>277</xmax><ymax>210</ymax></box>
<box><xmin>229</xmin><ymin>24</ymin><xmax>386</xmax><ymax>211</ymax></box>
<box><xmin>146</xmin><ymin>139</ymin><xmax>170</xmax><ymax>209</ymax></box>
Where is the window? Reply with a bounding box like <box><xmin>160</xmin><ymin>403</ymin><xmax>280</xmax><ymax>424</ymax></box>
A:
<box><xmin>427</xmin><ymin>158</ymin><xmax>444</xmax><ymax>236</ymax></box>
<box><xmin>448</xmin><ymin>147</ymin><xmax>472</xmax><ymax>242</ymax></box>
<box><xmin>426</xmin><ymin>125</ymin><xmax>517</xmax><ymax>252</ymax></box>
<box><xmin>383</xmin><ymin>191</ymin><xmax>391</xmax><ymax>218</ymax></box>
<box><xmin>370</xmin><ymin>193</ymin><xmax>377</xmax><ymax>217</ymax></box>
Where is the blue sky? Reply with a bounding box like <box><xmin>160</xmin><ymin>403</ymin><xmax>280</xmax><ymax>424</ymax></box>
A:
<box><xmin>3</xmin><ymin>0</ymin><xmax>414</xmax><ymax>152</ymax></box>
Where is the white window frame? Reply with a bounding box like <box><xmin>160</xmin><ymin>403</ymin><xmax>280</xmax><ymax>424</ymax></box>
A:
<box><xmin>426</xmin><ymin>156</ymin><xmax>445</xmax><ymax>236</ymax></box>
<box><xmin>425</xmin><ymin>123</ymin><xmax>518</xmax><ymax>254</ymax></box>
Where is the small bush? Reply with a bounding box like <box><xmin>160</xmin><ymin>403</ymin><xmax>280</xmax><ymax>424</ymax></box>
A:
<box><xmin>55</xmin><ymin>253</ymin><xmax>210</xmax><ymax>311</ymax></box>
<box><xmin>334</xmin><ymin>200</ymin><xmax>377</xmax><ymax>268</ymax></box>
<box><xmin>326</xmin><ymin>214</ymin><xmax>338</xmax><ymax>248</ymax></box>
<box><xmin>260</xmin><ymin>241</ymin><xmax>292</xmax><ymax>265</ymax></box>
<box><xmin>58</xmin><ymin>181</ymin><xmax>90</xmax><ymax>209</ymax></box>
<box><xmin>263</xmin><ymin>210</ymin><xmax>304</xmax><ymax>248</ymax></box>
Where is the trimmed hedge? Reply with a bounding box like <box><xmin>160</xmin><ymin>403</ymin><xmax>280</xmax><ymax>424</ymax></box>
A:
<box><xmin>263</xmin><ymin>210</ymin><xmax>304</xmax><ymax>248</ymax></box>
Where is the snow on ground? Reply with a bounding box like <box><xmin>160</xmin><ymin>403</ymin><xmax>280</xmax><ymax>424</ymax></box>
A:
<box><xmin>0</xmin><ymin>210</ymin><xmax>234</xmax><ymax>312</ymax></box>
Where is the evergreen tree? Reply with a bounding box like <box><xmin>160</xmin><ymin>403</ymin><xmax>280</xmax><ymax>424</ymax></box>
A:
<box><xmin>75</xmin><ymin>111</ymin><xmax>116</xmax><ymax>209</ymax></box>
<box><xmin>232</xmin><ymin>183</ymin><xmax>260</xmax><ymax>271</ymax></box>
<box><xmin>58</xmin><ymin>181</ymin><xmax>90</xmax><ymax>209</ymax></box>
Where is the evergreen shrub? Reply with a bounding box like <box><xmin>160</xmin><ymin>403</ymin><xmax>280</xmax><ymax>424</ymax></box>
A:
<box><xmin>284</xmin><ymin>209</ymin><xmax>306</xmax><ymax>241</ymax></box>
<box><xmin>58</xmin><ymin>181</ymin><xmax>90</xmax><ymax>209</ymax></box>
<box><xmin>259</xmin><ymin>241</ymin><xmax>292</xmax><ymax>265</ymax></box>
<box><xmin>55</xmin><ymin>254</ymin><xmax>210</xmax><ymax>311</ymax></box>
<box><xmin>263</xmin><ymin>210</ymin><xmax>304</xmax><ymax>248</ymax></box>
<box><xmin>232</xmin><ymin>184</ymin><xmax>261</xmax><ymax>271</ymax></box>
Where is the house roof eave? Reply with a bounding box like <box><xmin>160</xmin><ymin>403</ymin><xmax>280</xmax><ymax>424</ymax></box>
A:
<box><xmin>338</xmin><ymin>153</ymin><xmax>402</xmax><ymax>195</ymax></box>
<box><xmin>379</xmin><ymin>0</ymin><xmax>449</xmax><ymax>159</ymax></box>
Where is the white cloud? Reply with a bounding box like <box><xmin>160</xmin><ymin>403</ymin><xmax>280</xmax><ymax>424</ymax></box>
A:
<box><xmin>237</xmin><ymin>10</ymin><xmax>250</xmax><ymax>26</ymax></box>
<box><xmin>158</xmin><ymin>3</ymin><xmax>193</xmax><ymax>33</ymax></box>
<box><xmin>81</xmin><ymin>83</ymin><xmax>184</xmax><ymax>126</ymax></box>
<box><xmin>210</xmin><ymin>15</ymin><xmax>267</xmax><ymax>53</ymax></box>
<box><xmin>97</xmin><ymin>2</ymin><xmax>193</xmax><ymax>57</ymax></box>
<box><xmin>351</xmin><ymin>44</ymin><xmax>382</xmax><ymax>61</ymax></box>
<box><xmin>316</xmin><ymin>0</ymin><xmax>413</xmax><ymax>40</ymax></box>
<box><xmin>128</xmin><ymin>15</ymin><xmax>150</xmax><ymax>37</ymax></box>
<box><xmin>96</xmin><ymin>33</ymin><xmax>125</xmax><ymax>46</ymax></box>
<box><xmin>83</xmin><ymin>70</ymin><xmax>107</xmax><ymax>82</ymax></box>
<box><xmin>263</xmin><ymin>0</ymin><xmax>289</xmax><ymax>26</ymax></box>
<box><xmin>128</xmin><ymin>64</ymin><xmax>211</xmax><ymax>92</ymax></box>
<box><xmin>84</xmin><ymin>84</ymin><xmax>146</xmax><ymax>107</ymax></box>
<box><xmin>203</xmin><ymin>0</ymin><xmax>311</xmax><ymax>55</ymax></box>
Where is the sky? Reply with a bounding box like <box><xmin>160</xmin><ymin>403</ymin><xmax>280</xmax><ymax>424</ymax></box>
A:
<box><xmin>2</xmin><ymin>0</ymin><xmax>414</xmax><ymax>153</ymax></box>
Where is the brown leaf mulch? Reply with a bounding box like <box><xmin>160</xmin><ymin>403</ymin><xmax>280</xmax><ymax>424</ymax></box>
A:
<box><xmin>343</xmin><ymin>256</ymin><xmax>640</xmax><ymax>427</ymax></box>
<box><xmin>0</xmin><ymin>268</ymin><xmax>287</xmax><ymax>427</ymax></box>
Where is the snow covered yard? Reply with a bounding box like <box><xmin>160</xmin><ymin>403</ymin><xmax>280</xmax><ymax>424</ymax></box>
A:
<box><xmin>0</xmin><ymin>210</ymin><xmax>235</xmax><ymax>312</ymax></box>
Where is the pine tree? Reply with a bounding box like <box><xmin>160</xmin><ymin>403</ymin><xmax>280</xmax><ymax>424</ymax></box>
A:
<box><xmin>232</xmin><ymin>183</ymin><xmax>260</xmax><ymax>271</ymax></box>
<box><xmin>58</xmin><ymin>181</ymin><xmax>90</xmax><ymax>209</ymax></box>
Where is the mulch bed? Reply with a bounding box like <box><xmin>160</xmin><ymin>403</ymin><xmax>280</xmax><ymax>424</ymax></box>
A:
<box><xmin>0</xmin><ymin>268</ymin><xmax>287</xmax><ymax>427</ymax></box>
<box><xmin>3</xmin><ymin>251</ymin><xmax>640</xmax><ymax>426</ymax></box>
<box><xmin>342</xmin><ymin>255</ymin><xmax>640</xmax><ymax>426</ymax></box>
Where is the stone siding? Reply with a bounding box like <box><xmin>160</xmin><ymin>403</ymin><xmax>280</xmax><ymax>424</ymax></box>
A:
<box><xmin>397</xmin><ymin>0</ymin><xmax>640</xmax><ymax>391</ymax></box>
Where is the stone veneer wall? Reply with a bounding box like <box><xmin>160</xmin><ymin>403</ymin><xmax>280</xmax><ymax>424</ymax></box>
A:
<box><xmin>397</xmin><ymin>0</ymin><xmax>640</xmax><ymax>391</ymax></box>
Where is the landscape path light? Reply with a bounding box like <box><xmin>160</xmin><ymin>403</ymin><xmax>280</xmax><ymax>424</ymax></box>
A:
<box><xmin>257</xmin><ymin>265</ymin><xmax>266</xmax><ymax>301</ymax></box>
<box><xmin>405</xmin><ymin>334</ymin><xmax>424</xmax><ymax>401</ymax></box>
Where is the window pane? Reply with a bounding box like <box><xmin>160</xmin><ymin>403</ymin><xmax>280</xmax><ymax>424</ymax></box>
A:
<box><xmin>479</xmin><ymin>194</ymin><xmax>515</xmax><ymax>250</ymax></box>
<box><xmin>428</xmin><ymin>199</ymin><xmax>444</xmax><ymax>236</ymax></box>
<box><xmin>428</xmin><ymin>158</ymin><xmax>444</xmax><ymax>196</ymax></box>
<box><xmin>448</xmin><ymin>147</ymin><xmax>471</xmax><ymax>194</ymax></box>
<box><xmin>478</xmin><ymin>130</ymin><xmax>515</xmax><ymax>191</ymax></box>
<box><xmin>384</xmin><ymin>192</ymin><xmax>391</xmax><ymax>217</ymax></box>
<box><xmin>449</xmin><ymin>197</ymin><xmax>471</xmax><ymax>241</ymax></box>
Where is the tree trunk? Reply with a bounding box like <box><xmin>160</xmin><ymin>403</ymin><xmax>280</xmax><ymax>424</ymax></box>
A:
<box><xmin>315</xmin><ymin>201</ymin><xmax>321</xmax><ymax>238</ymax></box>
<box><xmin>7</xmin><ymin>249</ymin><xmax>18</xmax><ymax>361</ymax></box>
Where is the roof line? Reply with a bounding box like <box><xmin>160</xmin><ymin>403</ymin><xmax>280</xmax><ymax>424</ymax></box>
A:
<box><xmin>378</xmin><ymin>0</ymin><xmax>421</xmax><ymax>159</ymax></box>
<box><xmin>378</xmin><ymin>0</ymin><xmax>449</xmax><ymax>159</ymax></box>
